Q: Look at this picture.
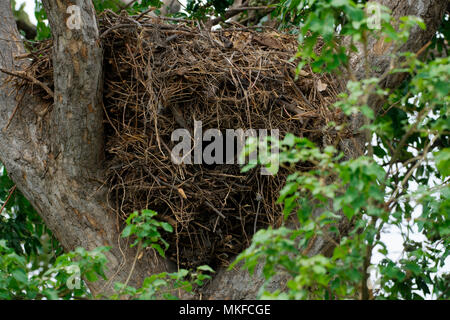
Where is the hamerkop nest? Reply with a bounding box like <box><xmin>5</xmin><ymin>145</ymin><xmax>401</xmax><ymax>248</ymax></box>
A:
<box><xmin>12</xmin><ymin>11</ymin><xmax>347</xmax><ymax>269</ymax></box>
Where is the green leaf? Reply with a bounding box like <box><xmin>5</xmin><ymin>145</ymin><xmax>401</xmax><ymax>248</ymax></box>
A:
<box><xmin>12</xmin><ymin>269</ymin><xmax>28</xmax><ymax>284</ymax></box>
<box><xmin>121</xmin><ymin>225</ymin><xmax>134</xmax><ymax>238</ymax></box>
<box><xmin>434</xmin><ymin>148</ymin><xmax>450</xmax><ymax>177</ymax></box>
<box><xmin>151</xmin><ymin>243</ymin><xmax>166</xmax><ymax>257</ymax></box>
<box><xmin>197</xmin><ymin>265</ymin><xmax>215</xmax><ymax>273</ymax></box>
<box><xmin>161</xmin><ymin>222</ymin><xmax>173</xmax><ymax>233</ymax></box>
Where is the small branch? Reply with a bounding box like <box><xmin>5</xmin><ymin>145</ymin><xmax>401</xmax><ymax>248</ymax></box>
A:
<box><xmin>121</xmin><ymin>0</ymin><xmax>140</xmax><ymax>10</ymax></box>
<box><xmin>136</xmin><ymin>7</ymin><xmax>157</xmax><ymax>20</ymax></box>
<box><xmin>100</xmin><ymin>24</ymin><xmax>137</xmax><ymax>38</ymax></box>
<box><xmin>361</xmin><ymin>242</ymin><xmax>374</xmax><ymax>299</ymax></box>
<box><xmin>2</xmin><ymin>89</ymin><xmax>26</xmax><ymax>132</ymax></box>
<box><xmin>415</xmin><ymin>41</ymin><xmax>432</xmax><ymax>58</ymax></box>
<box><xmin>388</xmin><ymin>135</ymin><xmax>438</xmax><ymax>205</ymax></box>
<box><xmin>361</xmin><ymin>217</ymin><xmax>376</xmax><ymax>300</ymax></box>
<box><xmin>0</xmin><ymin>68</ymin><xmax>54</xmax><ymax>98</ymax></box>
<box><xmin>42</xmin><ymin>0</ymin><xmax>104</xmax><ymax>176</ymax></box>
<box><xmin>208</xmin><ymin>2</ymin><xmax>275</xmax><ymax>28</ymax></box>
<box><xmin>121</xmin><ymin>241</ymin><xmax>142</xmax><ymax>292</ymax></box>
<box><xmin>205</xmin><ymin>201</ymin><xmax>225</xmax><ymax>219</ymax></box>
<box><xmin>0</xmin><ymin>185</ymin><xmax>17</xmax><ymax>216</ymax></box>
<box><xmin>386</xmin><ymin>103</ymin><xmax>432</xmax><ymax>177</ymax></box>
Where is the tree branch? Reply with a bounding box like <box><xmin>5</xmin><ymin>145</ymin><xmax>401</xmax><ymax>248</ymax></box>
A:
<box><xmin>208</xmin><ymin>1</ymin><xmax>275</xmax><ymax>28</ymax></box>
<box><xmin>42</xmin><ymin>0</ymin><xmax>104</xmax><ymax>178</ymax></box>
<box><xmin>0</xmin><ymin>0</ymin><xmax>171</xmax><ymax>298</ymax></box>
<box><xmin>350</xmin><ymin>0</ymin><xmax>448</xmax><ymax>112</ymax></box>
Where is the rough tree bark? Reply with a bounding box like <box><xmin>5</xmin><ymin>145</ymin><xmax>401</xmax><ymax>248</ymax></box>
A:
<box><xmin>0</xmin><ymin>0</ymin><xmax>447</xmax><ymax>299</ymax></box>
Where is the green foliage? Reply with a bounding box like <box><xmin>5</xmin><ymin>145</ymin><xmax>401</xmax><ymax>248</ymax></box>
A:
<box><xmin>186</xmin><ymin>0</ymin><xmax>234</xmax><ymax>19</ymax></box>
<box><xmin>0</xmin><ymin>239</ymin><xmax>109</xmax><ymax>299</ymax></box>
<box><xmin>0</xmin><ymin>185</ymin><xmax>212</xmax><ymax>299</ymax></box>
<box><xmin>111</xmin><ymin>265</ymin><xmax>213</xmax><ymax>300</ymax></box>
<box><xmin>45</xmin><ymin>246</ymin><xmax>110</xmax><ymax>297</ymax></box>
<box><xmin>236</xmin><ymin>139</ymin><xmax>388</xmax><ymax>298</ymax></box>
<box><xmin>235</xmin><ymin>2</ymin><xmax>449</xmax><ymax>300</ymax></box>
<box><xmin>0</xmin><ymin>170</ymin><xmax>47</xmax><ymax>257</ymax></box>
<box><xmin>93</xmin><ymin>0</ymin><xmax>124</xmax><ymax>13</ymax></box>
<box><xmin>278</xmin><ymin>0</ymin><xmax>381</xmax><ymax>72</ymax></box>
<box><xmin>122</xmin><ymin>209</ymin><xmax>173</xmax><ymax>257</ymax></box>
<box><xmin>114</xmin><ymin>209</ymin><xmax>213</xmax><ymax>299</ymax></box>
<box><xmin>0</xmin><ymin>166</ymin><xmax>76</xmax><ymax>299</ymax></box>
<box><xmin>0</xmin><ymin>239</ymin><xmax>49</xmax><ymax>299</ymax></box>
<box><xmin>2</xmin><ymin>0</ymin><xmax>448</xmax><ymax>300</ymax></box>
<box><xmin>34</xmin><ymin>0</ymin><xmax>51</xmax><ymax>40</ymax></box>
<box><xmin>125</xmin><ymin>0</ymin><xmax>164</xmax><ymax>15</ymax></box>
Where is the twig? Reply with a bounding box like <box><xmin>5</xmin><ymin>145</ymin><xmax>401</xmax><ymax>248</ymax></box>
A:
<box><xmin>415</xmin><ymin>41</ymin><xmax>432</xmax><ymax>58</ymax></box>
<box><xmin>100</xmin><ymin>24</ymin><xmax>138</xmax><ymax>38</ymax></box>
<box><xmin>121</xmin><ymin>0</ymin><xmax>140</xmax><ymax>10</ymax></box>
<box><xmin>0</xmin><ymin>68</ymin><xmax>54</xmax><ymax>98</ymax></box>
<box><xmin>205</xmin><ymin>201</ymin><xmax>225</xmax><ymax>219</ymax></box>
<box><xmin>208</xmin><ymin>2</ymin><xmax>275</xmax><ymax>28</ymax></box>
<box><xmin>0</xmin><ymin>185</ymin><xmax>17</xmax><ymax>216</ymax></box>
<box><xmin>136</xmin><ymin>7</ymin><xmax>157</xmax><ymax>21</ymax></box>
<box><xmin>387</xmin><ymin>105</ymin><xmax>431</xmax><ymax>177</ymax></box>
<box><xmin>120</xmin><ymin>241</ymin><xmax>142</xmax><ymax>297</ymax></box>
<box><xmin>388</xmin><ymin>135</ymin><xmax>438</xmax><ymax>204</ymax></box>
<box><xmin>2</xmin><ymin>89</ymin><xmax>26</xmax><ymax>132</ymax></box>
<box><xmin>285</xmin><ymin>72</ymin><xmax>315</xmax><ymax>109</ymax></box>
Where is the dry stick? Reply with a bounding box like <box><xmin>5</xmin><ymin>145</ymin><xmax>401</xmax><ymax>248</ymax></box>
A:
<box><xmin>0</xmin><ymin>185</ymin><xmax>17</xmax><ymax>216</ymax></box>
<box><xmin>253</xmin><ymin>196</ymin><xmax>260</xmax><ymax>234</ymax></box>
<box><xmin>121</xmin><ymin>0</ymin><xmax>140</xmax><ymax>10</ymax></box>
<box><xmin>3</xmin><ymin>89</ymin><xmax>26</xmax><ymax>132</ymax></box>
<box><xmin>0</xmin><ymin>68</ymin><xmax>54</xmax><ymax>98</ymax></box>
<box><xmin>205</xmin><ymin>200</ymin><xmax>226</xmax><ymax>219</ymax></box>
<box><xmin>169</xmin><ymin>104</ymin><xmax>189</xmax><ymax>128</ymax></box>
<box><xmin>415</xmin><ymin>41</ymin><xmax>432</xmax><ymax>58</ymax></box>
<box><xmin>212</xmin><ymin>25</ymin><xmax>275</xmax><ymax>32</ymax></box>
<box><xmin>154</xmin><ymin>16</ymin><xmax>196</xmax><ymax>24</ymax></box>
<box><xmin>285</xmin><ymin>72</ymin><xmax>315</xmax><ymax>109</ymax></box>
<box><xmin>98</xmin><ymin>233</ymin><xmax>128</xmax><ymax>295</ymax></box>
<box><xmin>100</xmin><ymin>24</ymin><xmax>137</xmax><ymax>38</ymax></box>
<box><xmin>136</xmin><ymin>7</ymin><xmax>157</xmax><ymax>21</ymax></box>
<box><xmin>120</xmin><ymin>241</ymin><xmax>142</xmax><ymax>297</ymax></box>
<box><xmin>14</xmin><ymin>52</ymin><xmax>34</xmax><ymax>60</ymax></box>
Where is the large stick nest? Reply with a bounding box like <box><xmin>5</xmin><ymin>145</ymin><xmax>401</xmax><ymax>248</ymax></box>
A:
<box><xmin>14</xmin><ymin>11</ymin><xmax>349</xmax><ymax>269</ymax></box>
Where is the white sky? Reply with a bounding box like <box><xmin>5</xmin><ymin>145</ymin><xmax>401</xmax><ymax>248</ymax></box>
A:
<box><xmin>16</xmin><ymin>0</ymin><xmax>37</xmax><ymax>24</ymax></box>
<box><xmin>12</xmin><ymin>0</ymin><xmax>450</xmax><ymax>298</ymax></box>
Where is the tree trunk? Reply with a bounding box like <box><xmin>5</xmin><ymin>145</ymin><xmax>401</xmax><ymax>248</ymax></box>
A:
<box><xmin>0</xmin><ymin>0</ymin><xmax>447</xmax><ymax>299</ymax></box>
